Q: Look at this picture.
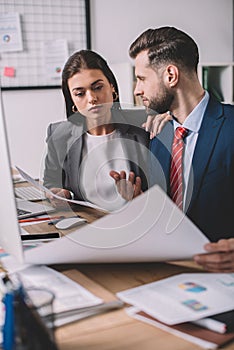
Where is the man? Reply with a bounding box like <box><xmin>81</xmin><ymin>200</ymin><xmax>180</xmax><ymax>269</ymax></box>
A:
<box><xmin>111</xmin><ymin>27</ymin><xmax>234</xmax><ymax>272</ymax></box>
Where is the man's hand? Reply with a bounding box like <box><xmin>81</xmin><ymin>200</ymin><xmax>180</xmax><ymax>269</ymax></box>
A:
<box><xmin>110</xmin><ymin>170</ymin><xmax>142</xmax><ymax>201</ymax></box>
<box><xmin>46</xmin><ymin>187</ymin><xmax>72</xmax><ymax>208</ymax></box>
<box><xmin>142</xmin><ymin>112</ymin><xmax>173</xmax><ymax>139</ymax></box>
<box><xmin>194</xmin><ymin>238</ymin><xmax>234</xmax><ymax>272</ymax></box>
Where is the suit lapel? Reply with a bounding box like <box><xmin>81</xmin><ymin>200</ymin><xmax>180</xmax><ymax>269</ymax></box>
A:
<box><xmin>67</xmin><ymin>123</ymin><xmax>84</xmax><ymax>198</ymax></box>
<box><xmin>186</xmin><ymin>98</ymin><xmax>225</xmax><ymax>212</ymax></box>
<box><xmin>150</xmin><ymin>121</ymin><xmax>174</xmax><ymax>191</ymax></box>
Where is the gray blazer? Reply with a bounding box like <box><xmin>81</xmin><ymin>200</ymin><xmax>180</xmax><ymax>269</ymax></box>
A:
<box><xmin>43</xmin><ymin>108</ymin><xmax>150</xmax><ymax>200</ymax></box>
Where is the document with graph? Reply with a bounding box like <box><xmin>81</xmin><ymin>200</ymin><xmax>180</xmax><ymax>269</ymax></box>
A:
<box><xmin>117</xmin><ymin>273</ymin><xmax>234</xmax><ymax>325</ymax></box>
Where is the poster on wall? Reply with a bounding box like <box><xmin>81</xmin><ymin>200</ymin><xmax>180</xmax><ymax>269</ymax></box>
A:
<box><xmin>42</xmin><ymin>39</ymin><xmax>69</xmax><ymax>81</ymax></box>
<box><xmin>0</xmin><ymin>12</ymin><xmax>23</xmax><ymax>52</ymax></box>
<box><xmin>0</xmin><ymin>0</ymin><xmax>89</xmax><ymax>89</ymax></box>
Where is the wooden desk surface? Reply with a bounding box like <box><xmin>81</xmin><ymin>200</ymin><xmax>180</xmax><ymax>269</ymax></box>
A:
<box><xmin>14</xmin><ymin>184</ymin><xmax>234</xmax><ymax>350</ymax></box>
<box><xmin>52</xmin><ymin>262</ymin><xmax>234</xmax><ymax>350</ymax></box>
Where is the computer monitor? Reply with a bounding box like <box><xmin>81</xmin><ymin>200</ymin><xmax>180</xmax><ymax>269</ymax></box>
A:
<box><xmin>0</xmin><ymin>86</ymin><xmax>24</xmax><ymax>263</ymax></box>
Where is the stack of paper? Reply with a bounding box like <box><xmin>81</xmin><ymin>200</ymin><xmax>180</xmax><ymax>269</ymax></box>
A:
<box><xmin>127</xmin><ymin>307</ymin><xmax>234</xmax><ymax>349</ymax></box>
<box><xmin>10</xmin><ymin>266</ymin><xmax>123</xmax><ymax>327</ymax></box>
<box><xmin>117</xmin><ymin>273</ymin><xmax>234</xmax><ymax>349</ymax></box>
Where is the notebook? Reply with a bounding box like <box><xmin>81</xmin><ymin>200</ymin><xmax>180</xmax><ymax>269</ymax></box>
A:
<box><xmin>127</xmin><ymin>308</ymin><xmax>234</xmax><ymax>349</ymax></box>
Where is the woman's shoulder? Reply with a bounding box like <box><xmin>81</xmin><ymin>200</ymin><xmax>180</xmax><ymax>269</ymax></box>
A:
<box><xmin>46</xmin><ymin>118</ymin><xmax>84</xmax><ymax>142</ymax></box>
<box><xmin>47</xmin><ymin>120</ymin><xmax>71</xmax><ymax>137</ymax></box>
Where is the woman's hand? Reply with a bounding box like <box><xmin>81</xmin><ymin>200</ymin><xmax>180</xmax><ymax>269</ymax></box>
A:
<box><xmin>46</xmin><ymin>188</ymin><xmax>72</xmax><ymax>208</ymax></box>
<box><xmin>142</xmin><ymin>112</ymin><xmax>173</xmax><ymax>139</ymax></box>
<box><xmin>110</xmin><ymin>170</ymin><xmax>142</xmax><ymax>201</ymax></box>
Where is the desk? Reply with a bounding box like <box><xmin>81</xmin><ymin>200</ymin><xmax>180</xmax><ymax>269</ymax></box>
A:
<box><xmin>14</xmin><ymin>184</ymin><xmax>234</xmax><ymax>350</ymax></box>
<box><xmin>53</xmin><ymin>262</ymin><xmax>234</xmax><ymax>350</ymax></box>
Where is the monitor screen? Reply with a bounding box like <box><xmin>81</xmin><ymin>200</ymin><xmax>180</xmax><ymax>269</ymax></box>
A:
<box><xmin>0</xmin><ymin>86</ymin><xmax>24</xmax><ymax>263</ymax></box>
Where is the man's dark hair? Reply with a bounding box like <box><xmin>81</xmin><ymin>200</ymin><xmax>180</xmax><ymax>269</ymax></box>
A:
<box><xmin>129</xmin><ymin>27</ymin><xmax>199</xmax><ymax>73</ymax></box>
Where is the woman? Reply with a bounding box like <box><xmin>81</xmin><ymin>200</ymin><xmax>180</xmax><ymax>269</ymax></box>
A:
<box><xmin>43</xmin><ymin>50</ymin><xmax>151</xmax><ymax>211</ymax></box>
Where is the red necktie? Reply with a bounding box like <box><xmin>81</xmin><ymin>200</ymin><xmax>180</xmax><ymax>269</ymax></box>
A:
<box><xmin>170</xmin><ymin>127</ymin><xmax>188</xmax><ymax>210</ymax></box>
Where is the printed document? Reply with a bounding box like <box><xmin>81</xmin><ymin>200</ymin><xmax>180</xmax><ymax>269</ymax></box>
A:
<box><xmin>3</xmin><ymin>167</ymin><xmax>209</xmax><ymax>265</ymax></box>
<box><xmin>16</xmin><ymin>166</ymin><xmax>108</xmax><ymax>212</ymax></box>
<box><xmin>117</xmin><ymin>273</ymin><xmax>234</xmax><ymax>325</ymax></box>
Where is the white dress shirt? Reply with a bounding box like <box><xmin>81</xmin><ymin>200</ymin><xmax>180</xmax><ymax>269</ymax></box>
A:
<box><xmin>172</xmin><ymin>91</ymin><xmax>210</xmax><ymax>210</ymax></box>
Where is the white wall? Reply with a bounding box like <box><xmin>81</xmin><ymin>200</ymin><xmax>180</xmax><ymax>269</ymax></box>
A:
<box><xmin>3</xmin><ymin>89</ymin><xmax>65</xmax><ymax>178</ymax></box>
<box><xmin>91</xmin><ymin>0</ymin><xmax>233</xmax><ymax>64</ymax></box>
<box><xmin>3</xmin><ymin>0</ymin><xmax>233</xmax><ymax>178</ymax></box>
<box><xmin>90</xmin><ymin>0</ymin><xmax>233</xmax><ymax>107</ymax></box>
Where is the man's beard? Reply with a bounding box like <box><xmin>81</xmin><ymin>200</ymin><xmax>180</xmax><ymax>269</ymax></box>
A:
<box><xmin>146</xmin><ymin>87</ymin><xmax>174</xmax><ymax>115</ymax></box>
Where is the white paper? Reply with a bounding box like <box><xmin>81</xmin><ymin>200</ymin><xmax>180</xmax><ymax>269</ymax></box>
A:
<box><xmin>11</xmin><ymin>265</ymin><xmax>102</xmax><ymax>314</ymax></box>
<box><xmin>16</xmin><ymin>166</ymin><xmax>108</xmax><ymax>212</ymax></box>
<box><xmin>53</xmin><ymin>300</ymin><xmax>123</xmax><ymax>327</ymax></box>
<box><xmin>42</xmin><ymin>39</ymin><xmax>68</xmax><ymax>80</ymax></box>
<box><xmin>117</xmin><ymin>273</ymin><xmax>234</xmax><ymax>325</ymax></box>
<box><xmin>0</xmin><ymin>13</ymin><xmax>23</xmax><ymax>52</ymax></box>
<box><xmin>9</xmin><ymin>182</ymin><xmax>209</xmax><ymax>266</ymax></box>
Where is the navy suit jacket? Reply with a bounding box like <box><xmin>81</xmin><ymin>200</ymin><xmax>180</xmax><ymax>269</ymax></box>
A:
<box><xmin>149</xmin><ymin>97</ymin><xmax>234</xmax><ymax>242</ymax></box>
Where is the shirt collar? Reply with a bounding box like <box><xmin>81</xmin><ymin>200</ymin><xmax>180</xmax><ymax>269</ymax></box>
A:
<box><xmin>173</xmin><ymin>91</ymin><xmax>209</xmax><ymax>133</ymax></box>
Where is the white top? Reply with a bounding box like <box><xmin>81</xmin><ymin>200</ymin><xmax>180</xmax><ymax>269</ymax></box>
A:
<box><xmin>173</xmin><ymin>91</ymin><xmax>210</xmax><ymax>211</ymax></box>
<box><xmin>79</xmin><ymin>129</ymin><xmax>130</xmax><ymax>211</ymax></box>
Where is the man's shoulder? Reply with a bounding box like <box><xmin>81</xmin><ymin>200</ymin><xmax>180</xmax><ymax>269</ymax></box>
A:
<box><xmin>208</xmin><ymin>96</ymin><xmax>234</xmax><ymax>117</ymax></box>
<box><xmin>218</xmin><ymin>102</ymin><xmax>234</xmax><ymax>129</ymax></box>
<box><xmin>150</xmin><ymin>121</ymin><xmax>174</xmax><ymax>145</ymax></box>
<box><xmin>222</xmin><ymin>102</ymin><xmax>234</xmax><ymax>117</ymax></box>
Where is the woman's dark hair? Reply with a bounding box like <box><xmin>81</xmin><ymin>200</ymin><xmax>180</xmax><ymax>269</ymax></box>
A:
<box><xmin>62</xmin><ymin>50</ymin><xmax>120</xmax><ymax>118</ymax></box>
<box><xmin>129</xmin><ymin>26</ymin><xmax>199</xmax><ymax>73</ymax></box>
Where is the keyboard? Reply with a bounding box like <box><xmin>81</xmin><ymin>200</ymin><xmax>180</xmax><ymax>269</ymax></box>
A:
<box><xmin>15</xmin><ymin>186</ymin><xmax>47</xmax><ymax>201</ymax></box>
<box><xmin>17</xmin><ymin>208</ymin><xmax>31</xmax><ymax>216</ymax></box>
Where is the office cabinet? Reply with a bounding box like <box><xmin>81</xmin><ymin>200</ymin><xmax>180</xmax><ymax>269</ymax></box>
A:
<box><xmin>198</xmin><ymin>63</ymin><xmax>234</xmax><ymax>104</ymax></box>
